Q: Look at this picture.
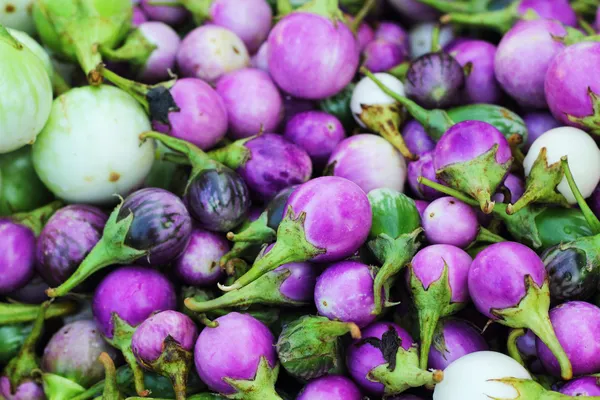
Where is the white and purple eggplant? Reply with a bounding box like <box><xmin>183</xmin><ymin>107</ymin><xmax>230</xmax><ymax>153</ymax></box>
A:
<box><xmin>174</xmin><ymin>228</ymin><xmax>229</xmax><ymax>287</ymax></box>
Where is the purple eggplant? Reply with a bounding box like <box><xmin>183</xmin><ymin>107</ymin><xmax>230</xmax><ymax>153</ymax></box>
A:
<box><xmin>346</xmin><ymin>322</ymin><xmax>443</xmax><ymax>396</ymax></box>
<box><xmin>428</xmin><ymin>318</ymin><xmax>488</xmax><ymax>371</ymax></box>
<box><xmin>560</xmin><ymin>376</ymin><xmax>600</xmax><ymax>396</ymax></box>
<box><xmin>314</xmin><ymin>260</ymin><xmax>380</xmax><ymax>328</ymax></box>
<box><xmin>132</xmin><ymin>310</ymin><xmax>199</xmax><ymax>400</ymax></box>
<box><xmin>468</xmin><ymin>241</ymin><xmax>573</xmax><ymax>380</ymax></box>
<box><xmin>92</xmin><ymin>266</ymin><xmax>177</xmax><ymax>396</ymax></box>
<box><xmin>326</xmin><ymin>134</ymin><xmax>407</xmax><ymax>194</ymax></box>
<box><xmin>407</xmin><ymin>151</ymin><xmax>442</xmax><ymax>200</ymax></box>
<box><xmin>0</xmin><ymin>379</ymin><xmax>44</xmax><ymax>400</ymax></box>
<box><xmin>36</xmin><ymin>205</ymin><xmax>107</xmax><ymax>287</ymax></box>
<box><xmin>356</xmin><ymin>21</ymin><xmax>375</xmax><ymax>51</ymax></box>
<box><xmin>140</xmin><ymin>0</ymin><xmax>188</xmax><ymax>25</ymax></box>
<box><xmin>193</xmin><ymin>312</ymin><xmax>279</xmax><ymax>397</ymax></box>
<box><xmin>251</xmin><ymin>42</ymin><xmax>270</xmax><ymax>72</ymax></box>
<box><xmin>132</xmin><ymin>6</ymin><xmax>148</xmax><ymax>26</ymax></box>
<box><xmin>363</xmin><ymin>39</ymin><xmax>407</xmax><ymax>73</ymax></box>
<box><xmin>402</xmin><ymin>120</ymin><xmax>435</xmax><ymax>157</ymax></box>
<box><xmin>389</xmin><ymin>0</ymin><xmax>440</xmax><ymax>22</ymax></box>
<box><xmin>174</xmin><ymin>228</ymin><xmax>229</xmax><ymax>287</ymax></box>
<box><xmin>297</xmin><ymin>375</ymin><xmax>362</xmax><ymax>400</ymax></box>
<box><xmin>42</xmin><ymin>320</ymin><xmax>118</xmax><ymax>388</ymax></box>
<box><xmin>177</xmin><ymin>25</ymin><xmax>249</xmax><ymax>84</ymax></box>
<box><xmin>522</xmin><ymin>111</ymin><xmax>560</xmax><ymax>151</ymax></box>
<box><xmin>433</xmin><ymin>120</ymin><xmax>513</xmax><ymax>213</ymax></box>
<box><xmin>513</xmin><ymin>329</ymin><xmax>544</xmax><ymax>373</ymax></box>
<box><xmin>405</xmin><ymin>51</ymin><xmax>465</xmax><ymax>109</ymax></box>
<box><xmin>7</xmin><ymin>275</ymin><xmax>49</xmax><ymax>304</ymax></box>
<box><xmin>493</xmin><ymin>173</ymin><xmax>524</xmax><ymax>205</ymax></box>
<box><xmin>408</xmin><ymin>244</ymin><xmax>473</xmax><ymax>369</ymax></box>
<box><xmin>545</xmin><ymin>42</ymin><xmax>600</xmax><ymax>134</ymax></box>
<box><xmin>46</xmin><ymin>188</ymin><xmax>191</xmax><ymax>297</ymax></box>
<box><xmin>415</xmin><ymin>200</ymin><xmax>429</xmax><ymax>219</ymax></box>
<box><xmin>220</xmin><ymin>176</ymin><xmax>371</xmax><ymax>291</ymax></box>
<box><xmin>216</xmin><ymin>68</ymin><xmax>283</xmax><ymax>140</ymax></box>
<box><xmin>494</xmin><ymin>19</ymin><xmax>566</xmax><ymax>109</ymax></box>
<box><xmin>208</xmin><ymin>133</ymin><xmax>312</xmax><ymax>202</ymax></box>
<box><xmin>446</xmin><ymin>39</ymin><xmax>501</xmax><ymax>105</ymax></box>
<box><xmin>537</xmin><ymin>301</ymin><xmax>600</xmax><ymax>377</ymax></box>
<box><xmin>267</xmin><ymin>1</ymin><xmax>359</xmax><ymax>99</ymax></box>
<box><xmin>376</xmin><ymin>21</ymin><xmax>409</xmax><ymax>52</ymax></box>
<box><xmin>284</xmin><ymin>110</ymin><xmax>346</xmax><ymax>170</ymax></box>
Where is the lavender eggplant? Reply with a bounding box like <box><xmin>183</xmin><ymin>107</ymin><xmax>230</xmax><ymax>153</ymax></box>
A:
<box><xmin>194</xmin><ymin>312</ymin><xmax>281</xmax><ymax>399</ymax></box>
<box><xmin>402</xmin><ymin>120</ymin><xmax>435</xmax><ymax>157</ymax></box>
<box><xmin>367</xmin><ymin>188</ymin><xmax>422</xmax><ymax>315</ymax></box>
<box><xmin>208</xmin><ymin>133</ymin><xmax>312</xmax><ymax>202</ymax></box>
<box><xmin>408</xmin><ymin>244</ymin><xmax>473</xmax><ymax>369</ymax></box>
<box><xmin>523</xmin><ymin>112</ymin><xmax>560</xmax><ymax>151</ymax></box>
<box><xmin>92</xmin><ymin>266</ymin><xmax>177</xmax><ymax>396</ymax></box>
<box><xmin>468</xmin><ymin>241</ymin><xmax>573</xmax><ymax>379</ymax></box>
<box><xmin>132</xmin><ymin>311</ymin><xmax>199</xmax><ymax>400</ymax></box>
<box><xmin>346</xmin><ymin>322</ymin><xmax>443</xmax><ymax>396</ymax></box>
<box><xmin>46</xmin><ymin>188</ymin><xmax>191</xmax><ymax>297</ymax></box>
<box><xmin>174</xmin><ymin>228</ymin><xmax>229</xmax><ymax>287</ymax></box>
<box><xmin>36</xmin><ymin>205</ymin><xmax>107</xmax><ymax>288</ymax></box>
<box><xmin>560</xmin><ymin>376</ymin><xmax>600</xmax><ymax>396</ymax></box>
<box><xmin>297</xmin><ymin>375</ymin><xmax>362</xmax><ymax>400</ymax></box>
<box><xmin>220</xmin><ymin>176</ymin><xmax>371</xmax><ymax>291</ymax></box>
<box><xmin>140</xmin><ymin>0</ymin><xmax>189</xmax><ymax>25</ymax></box>
<box><xmin>407</xmin><ymin>151</ymin><xmax>442</xmax><ymax>200</ymax></box>
<box><xmin>326</xmin><ymin>134</ymin><xmax>407</xmax><ymax>193</ymax></box>
<box><xmin>363</xmin><ymin>39</ymin><xmax>407</xmax><ymax>73</ymax></box>
<box><xmin>276</xmin><ymin>315</ymin><xmax>361</xmax><ymax>381</ymax></box>
<box><xmin>427</xmin><ymin>318</ymin><xmax>488</xmax><ymax>370</ymax></box>
<box><xmin>216</xmin><ymin>68</ymin><xmax>283</xmax><ymax>140</ymax></box>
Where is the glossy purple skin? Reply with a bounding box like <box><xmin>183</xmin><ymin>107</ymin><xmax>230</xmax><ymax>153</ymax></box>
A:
<box><xmin>517</xmin><ymin>329</ymin><xmax>538</xmax><ymax>360</ymax></box>
<box><xmin>447</xmin><ymin>39</ymin><xmax>501</xmax><ymax>105</ymax></box>
<box><xmin>560</xmin><ymin>376</ymin><xmax>600</xmax><ymax>396</ymax></box>
<box><xmin>415</xmin><ymin>200</ymin><xmax>429</xmax><ymax>219</ymax></box>
<box><xmin>346</xmin><ymin>322</ymin><xmax>414</xmax><ymax>394</ymax></box>
<box><xmin>422</xmin><ymin>198</ymin><xmax>479</xmax><ymax>248</ymax></box>
<box><xmin>314</xmin><ymin>261</ymin><xmax>379</xmax><ymax>327</ymax></box>
<box><xmin>537</xmin><ymin>301</ymin><xmax>600</xmax><ymax>376</ymax></box>
<box><xmin>522</xmin><ymin>111</ymin><xmax>560</xmax><ymax>151</ymax></box>
<box><xmin>140</xmin><ymin>0</ymin><xmax>188</xmax><ymax>25</ymax></box>
<box><xmin>493</xmin><ymin>173</ymin><xmax>524</xmax><ymax>204</ymax></box>
<box><xmin>132</xmin><ymin>6</ymin><xmax>148</xmax><ymax>26</ymax></box>
<box><xmin>194</xmin><ymin>312</ymin><xmax>276</xmax><ymax>395</ymax></box>
<box><xmin>356</xmin><ymin>22</ymin><xmax>375</xmax><ymax>52</ymax></box>
<box><xmin>92</xmin><ymin>266</ymin><xmax>177</xmax><ymax>339</ymax></box>
<box><xmin>277</xmin><ymin>262</ymin><xmax>318</xmax><ymax>302</ymax></box>
<box><xmin>433</xmin><ymin>121</ymin><xmax>512</xmax><ymax>170</ymax></box>
<box><xmin>42</xmin><ymin>320</ymin><xmax>118</xmax><ymax>387</ymax></box>
<box><xmin>216</xmin><ymin>68</ymin><xmax>283</xmax><ymax>140</ymax></box>
<box><xmin>36</xmin><ymin>205</ymin><xmax>107</xmax><ymax>287</ymax></box>
<box><xmin>494</xmin><ymin>19</ymin><xmax>566</xmax><ymax>108</ymax></box>
<box><xmin>137</xmin><ymin>22</ymin><xmax>181</xmax><ymax>83</ymax></box>
<box><xmin>118</xmin><ymin>188</ymin><xmax>192</xmax><ymax>265</ymax></box>
<box><xmin>0</xmin><ymin>378</ymin><xmax>44</xmax><ymax>400</ymax></box>
<box><xmin>517</xmin><ymin>0</ymin><xmax>577</xmax><ymax>27</ymax></box>
<box><xmin>410</xmin><ymin>244</ymin><xmax>472</xmax><ymax>303</ymax></box>
<box><xmin>363</xmin><ymin>39</ymin><xmax>406</xmax><ymax>72</ymax></box>
<box><xmin>251</xmin><ymin>42</ymin><xmax>269</xmax><ymax>72</ymax></box>
<box><xmin>0</xmin><ymin>220</ymin><xmax>36</xmax><ymax>294</ymax></box>
<box><xmin>284</xmin><ymin>111</ymin><xmax>345</xmax><ymax>169</ymax></box>
<box><xmin>327</xmin><ymin>134</ymin><xmax>407</xmax><ymax>194</ymax></box>
<box><xmin>545</xmin><ymin>42</ymin><xmax>600</xmax><ymax>127</ymax></box>
<box><xmin>284</xmin><ymin>176</ymin><xmax>371</xmax><ymax>262</ymax></box>
<box><xmin>405</xmin><ymin>52</ymin><xmax>465</xmax><ymax>109</ymax></box>
<box><xmin>154</xmin><ymin>78</ymin><xmax>228</xmax><ymax>151</ymax></box>
<box><xmin>267</xmin><ymin>12</ymin><xmax>359</xmax><ymax>100</ymax></box>
<box><xmin>297</xmin><ymin>375</ymin><xmax>362</xmax><ymax>400</ymax></box>
<box><xmin>428</xmin><ymin>319</ymin><xmax>488</xmax><ymax>370</ymax></box>
<box><xmin>7</xmin><ymin>275</ymin><xmax>49</xmax><ymax>304</ymax></box>
<box><xmin>375</xmin><ymin>21</ymin><xmax>408</xmax><ymax>50</ymax></box>
<box><xmin>209</xmin><ymin>0</ymin><xmax>272</xmax><ymax>53</ymax></box>
<box><xmin>238</xmin><ymin>134</ymin><xmax>312</xmax><ymax>201</ymax></box>
<box><xmin>174</xmin><ymin>228</ymin><xmax>228</xmax><ymax>286</ymax></box>
<box><xmin>407</xmin><ymin>151</ymin><xmax>442</xmax><ymax>201</ymax></box>
<box><xmin>388</xmin><ymin>0</ymin><xmax>439</xmax><ymax>22</ymax></box>
<box><xmin>132</xmin><ymin>310</ymin><xmax>198</xmax><ymax>364</ymax></box>
<box><xmin>469</xmin><ymin>242</ymin><xmax>546</xmax><ymax>319</ymax></box>
<box><xmin>402</xmin><ymin>120</ymin><xmax>435</xmax><ymax>156</ymax></box>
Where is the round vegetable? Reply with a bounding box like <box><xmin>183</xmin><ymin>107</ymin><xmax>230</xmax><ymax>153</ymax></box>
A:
<box><xmin>0</xmin><ymin>219</ymin><xmax>35</xmax><ymax>294</ymax></box>
<box><xmin>174</xmin><ymin>228</ymin><xmax>229</xmax><ymax>287</ymax></box>
<box><xmin>297</xmin><ymin>375</ymin><xmax>362</xmax><ymax>400</ymax></box>
<box><xmin>428</xmin><ymin>319</ymin><xmax>488</xmax><ymax>370</ymax></box>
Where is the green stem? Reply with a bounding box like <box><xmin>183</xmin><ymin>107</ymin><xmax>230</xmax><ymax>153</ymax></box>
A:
<box><xmin>227</xmin><ymin>212</ymin><xmax>275</xmax><ymax>244</ymax></box>
<box><xmin>412</xmin><ymin>0</ymin><xmax>472</xmax><ymax>13</ymax></box>
<box><xmin>417</xmin><ymin>307</ymin><xmax>441</xmax><ymax>370</ymax></box>
<box><xmin>350</xmin><ymin>0</ymin><xmax>376</xmax><ymax>33</ymax></box>
<box><xmin>102</xmin><ymin>68</ymin><xmax>151</xmax><ymax>113</ymax></box>
<box><xmin>579</xmin><ymin>18</ymin><xmax>596</xmax><ymax>36</ymax></box>
<box><xmin>388</xmin><ymin>61</ymin><xmax>409</xmax><ymax>80</ymax></box>
<box><xmin>475</xmin><ymin>227</ymin><xmax>506</xmax><ymax>244</ymax></box>
<box><xmin>0</xmin><ymin>301</ymin><xmax>76</xmax><ymax>325</ymax></box>
<box><xmin>507</xmin><ymin>328</ymin><xmax>526</xmax><ymax>367</ymax></box>
<box><xmin>11</xmin><ymin>200</ymin><xmax>63</xmax><ymax>236</ymax></box>
<box><xmin>141</xmin><ymin>131</ymin><xmax>217</xmax><ymax>173</ymax></box>
<box><xmin>100</xmin><ymin>29</ymin><xmax>157</xmax><ymax>68</ymax></box>
<box><xmin>431</xmin><ymin>24</ymin><xmax>441</xmax><ymax>53</ymax></box>
<box><xmin>98</xmin><ymin>353</ymin><xmax>123</xmax><ymax>400</ymax></box>
<box><xmin>68</xmin><ymin>28</ymin><xmax>104</xmax><ymax>85</ymax></box>
<box><xmin>440</xmin><ymin>1</ymin><xmax>519</xmax><ymax>34</ymax></box>
<box><xmin>276</xmin><ymin>0</ymin><xmax>294</xmax><ymax>16</ymax></box>
<box><xmin>163</xmin><ymin>152</ymin><xmax>191</xmax><ymax>166</ymax></box>
<box><xmin>206</xmin><ymin>136</ymin><xmax>254</xmax><ymax>169</ymax></box>
<box><xmin>417</xmin><ymin>177</ymin><xmax>479</xmax><ymax>207</ymax></box>
<box><xmin>561</xmin><ymin>156</ymin><xmax>600</xmax><ymax>234</ymax></box>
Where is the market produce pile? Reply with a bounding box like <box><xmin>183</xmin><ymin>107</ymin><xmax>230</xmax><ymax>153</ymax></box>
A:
<box><xmin>4</xmin><ymin>0</ymin><xmax>600</xmax><ymax>399</ymax></box>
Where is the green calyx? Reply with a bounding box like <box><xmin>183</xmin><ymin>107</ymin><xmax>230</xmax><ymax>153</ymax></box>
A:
<box><xmin>97</xmin><ymin>353</ymin><xmax>124</xmax><ymax>400</ymax></box>
<box><xmin>436</xmin><ymin>144</ymin><xmax>513</xmax><ymax>214</ymax></box>
<box><xmin>369</xmin><ymin>229</ymin><xmax>423</xmax><ymax>315</ymax></box>
<box><xmin>439</xmin><ymin>1</ymin><xmax>522</xmax><ymax>34</ymax></box>
<box><xmin>506</xmin><ymin>328</ymin><xmax>527</xmax><ymax>367</ymax></box>
<box><xmin>175</xmin><ymin>0</ymin><xmax>213</xmax><ymax>25</ymax></box>
<box><xmin>488</xmin><ymin>377</ymin><xmax>600</xmax><ymax>400</ymax></box>
<box><xmin>276</xmin><ymin>315</ymin><xmax>360</xmax><ymax>381</ymax></box>
<box><xmin>295</xmin><ymin>0</ymin><xmax>344</xmax><ymax>21</ymax></box>
<box><xmin>227</xmin><ymin>212</ymin><xmax>276</xmax><ymax>244</ymax></box>
<box><xmin>137</xmin><ymin>337</ymin><xmax>193</xmax><ymax>400</ymax></box>
<box><xmin>42</xmin><ymin>372</ymin><xmax>87</xmax><ymax>400</ymax></box>
<box><xmin>223</xmin><ymin>357</ymin><xmax>282</xmax><ymax>400</ymax></box>
<box><xmin>565</xmin><ymin>87</ymin><xmax>600</xmax><ymax>135</ymax></box>
<box><xmin>561</xmin><ymin>156</ymin><xmax>600</xmax><ymax>234</ymax></box>
<box><xmin>0</xmin><ymin>25</ymin><xmax>24</xmax><ymax>49</ymax></box>
<box><xmin>409</xmin><ymin>262</ymin><xmax>465</xmax><ymax>370</ymax></box>
<box><xmin>11</xmin><ymin>200</ymin><xmax>63</xmax><ymax>236</ymax></box>
<box><xmin>507</xmin><ymin>148</ymin><xmax>568</xmax><ymax>215</ymax></box>
<box><xmin>100</xmin><ymin>29</ymin><xmax>158</xmax><ymax>72</ymax></box>
<box><xmin>46</xmin><ymin>199</ymin><xmax>147</xmax><ymax>298</ymax></box>
<box><xmin>491</xmin><ymin>276</ymin><xmax>573</xmax><ymax>380</ymax></box>
<box><xmin>362</xmin><ymin>327</ymin><xmax>443</xmax><ymax>395</ymax></box>
<box><xmin>219</xmin><ymin>206</ymin><xmax>325</xmax><ymax>292</ymax></box>
<box><xmin>0</xmin><ymin>301</ymin><xmax>77</xmax><ymax>325</ymax></box>
<box><xmin>368</xmin><ymin>188</ymin><xmax>422</xmax><ymax>240</ymax></box>
<box><xmin>387</xmin><ymin>61</ymin><xmax>409</xmax><ymax>81</ymax></box>
<box><xmin>105</xmin><ymin>314</ymin><xmax>149</xmax><ymax>397</ymax></box>
<box><xmin>207</xmin><ymin>136</ymin><xmax>256</xmax><ymax>170</ymax></box>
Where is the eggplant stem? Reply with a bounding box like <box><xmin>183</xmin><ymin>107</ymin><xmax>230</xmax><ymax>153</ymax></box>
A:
<box><xmin>506</xmin><ymin>328</ymin><xmax>526</xmax><ymax>367</ymax></box>
<box><xmin>561</xmin><ymin>156</ymin><xmax>600</xmax><ymax>234</ymax></box>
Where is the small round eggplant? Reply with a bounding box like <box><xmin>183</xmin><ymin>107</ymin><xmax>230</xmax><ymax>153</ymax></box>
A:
<box><xmin>297</xmin><ymin>375</ymin><xmax>362</xmax><ymax>400</ymax></box>
<box><xmin>0</xmin><ymin>219</ymin><xmax>36</xmax><ymax>294</ymax></box>
<box><xmin>140</xmin><ymin>0</ymin><xmax>188</xmax><ymax>25</ymax></box>
<box><xmin>402</xmin><ymin>120</ymin><xmax>435</xmax><ymax>156</ymax></box>
<box><xmin>560</xmin><ymin>376</ymin><xmax>600</xmax><ymax>396</ymax></box>
<box><xmin>428</xmin><ymin>318</ymin><xmax>488</xmax><ymax>370</ymax></box>
<box><xmin>421</xmin><ymin>197</ymin><xmax>479</xmax><ymax>247</ymax></box>
<box><xmin>407</xmin><ymin>151</ymin><xmax>442</xmax><ymax>200</ymax></box>
<box><xmin>363</xmin><ymin>39</ymin><xmax>406</xmax><ymax>73</ymax></box>
<box><xmin>174</xmin><ymin>228</ymin><xmax>229</xmax><ymax>287</ymax></box>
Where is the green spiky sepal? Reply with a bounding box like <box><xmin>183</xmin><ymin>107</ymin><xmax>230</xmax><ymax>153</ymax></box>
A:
<box><xmin>223</xmin><ymin>357</ymin><xmax>282</xmax><ymax>400</ymax></box>
<box><xmin>487</xmin><ymin>377</ymin><xmax>600</xmax><ymax>400</ymax></box>
<box><xmin>566</xmin><ymin>87</ymin><xmax>600</xmax><ymax>136</ymax></box>
<box><xmin>357</xmin><ymin>103</ymin><xmax>415</xmax><ymax>160</ymax></box>
<box><xmin>41</xmin><ymin>372</ymin><xmax>86</xmax><ymax>400</ymax></box>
